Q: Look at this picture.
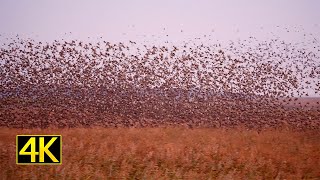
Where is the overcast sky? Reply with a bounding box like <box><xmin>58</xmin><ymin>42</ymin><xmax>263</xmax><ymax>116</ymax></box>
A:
<box><xmin>0</xmin><ymin>0</ymin><xmax>320</xmax><ymax>43</ymax></box>
<box><xmin>0</xmin><ymin>0</ymin><xmax>319</xmax><ymax>96</ymax></box>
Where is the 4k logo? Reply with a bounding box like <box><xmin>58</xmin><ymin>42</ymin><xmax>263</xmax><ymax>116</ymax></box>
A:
<box><xmin>16</xmin><ymin>135</ymin><xmax>62</xmax><ymax>165</ymax></box>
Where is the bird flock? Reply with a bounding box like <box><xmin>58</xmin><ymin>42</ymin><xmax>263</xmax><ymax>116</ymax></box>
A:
<box><xmin>0</xmin><ymin>35</ymin><xmax>319</xmax><ymax>129</ymax></box>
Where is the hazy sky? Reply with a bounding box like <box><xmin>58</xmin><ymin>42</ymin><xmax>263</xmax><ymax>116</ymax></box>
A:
<box><xmin>0</xmin><ymin>0</ymin><xmax>319</xmax><ymax>96</ymax></box>
<box><xmin>1</xmin><ymin>0</ymin><xmax>320</xmax><ymax>43</ymax></box>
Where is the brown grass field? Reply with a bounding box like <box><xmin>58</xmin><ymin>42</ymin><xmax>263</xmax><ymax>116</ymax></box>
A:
<box><xmin>0</xmin><ymin>127</ymin><xmax>319</xmax><ymax>179</ymax></box>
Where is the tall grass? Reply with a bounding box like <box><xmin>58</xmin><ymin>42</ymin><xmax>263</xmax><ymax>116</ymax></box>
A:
<box><xmin>0</xmin><ymin>127</ymin><xmax>319</xmax><ymax>179</ymax></box>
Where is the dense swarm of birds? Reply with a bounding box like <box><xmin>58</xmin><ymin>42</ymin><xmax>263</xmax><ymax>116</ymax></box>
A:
<box><xmin>0</xmin><ymin>35</ymin><xmax>319</xmax><ymax>129</ymax></box>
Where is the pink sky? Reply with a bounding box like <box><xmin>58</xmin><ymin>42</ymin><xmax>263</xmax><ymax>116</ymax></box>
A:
<box><xmin>0</xmin><ymin>0</ymin><xmax>319</xmax><ymax>96</ymax></box>
<box><xmin>0</xmin><ymin>0</ymin><xmax>319</xmax><ymax>43</ymax></box>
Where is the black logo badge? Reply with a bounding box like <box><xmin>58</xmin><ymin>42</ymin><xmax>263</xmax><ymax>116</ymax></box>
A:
<box><xmin>16</xmin><ymin>135</ymin><xmax>62</xmax><ymax>165</ymax></box>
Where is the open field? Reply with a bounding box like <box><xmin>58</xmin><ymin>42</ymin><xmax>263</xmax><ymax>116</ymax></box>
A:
<box><xmin>0</xmin><ymin>32</ymin><xmax>319</xmax><ymax>179</ymax></box>
<box><xmin>0</xmin><ymin>127</ymin><xmax>319</xmax><ymax>179</ymax></box>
